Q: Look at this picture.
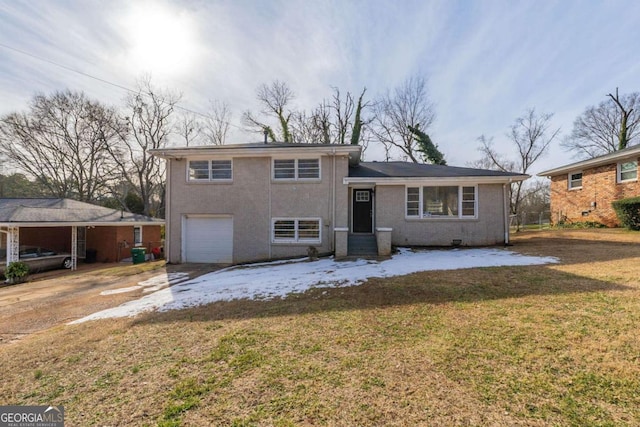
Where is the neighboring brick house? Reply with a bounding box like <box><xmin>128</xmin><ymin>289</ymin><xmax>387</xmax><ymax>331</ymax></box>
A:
<box><xmin>0</xmin><ymin>198</ymin><xmax>164</xmax><ymax>269</ymax></box>
<box><xmin>538</xmin><ymin>145</ymin><xmax>640</xmax><ymax>226</ymax></box>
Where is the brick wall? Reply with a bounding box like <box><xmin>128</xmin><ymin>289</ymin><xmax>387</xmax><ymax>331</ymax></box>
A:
<box><xmin>550</xmin><ymin>161</ymin><xmax>640</xmax><ymax>227</ymax></box>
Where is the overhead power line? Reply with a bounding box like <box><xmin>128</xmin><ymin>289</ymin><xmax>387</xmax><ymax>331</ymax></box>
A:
<box><xmin>0</xmin><ymin>41</ymin><xmax>242</xmax><ymax>129</ymax></box>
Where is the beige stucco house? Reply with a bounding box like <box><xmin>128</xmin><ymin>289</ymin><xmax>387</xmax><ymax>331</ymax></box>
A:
<box><xmin>151</xmin><ymin>143</ymin><xmax>527</xmax><ymax>264</ymax></box>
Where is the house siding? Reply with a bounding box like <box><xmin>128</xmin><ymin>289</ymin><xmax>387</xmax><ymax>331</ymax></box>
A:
<box><xmin>550</xmin><ymin>161</ymin><xmax>640</xmax><ymax>227</ymax></box>
<box><xmin>374</xmin><ymin>184</ymin><xmax>507</xmax><ymax>246</ymax></box>
<box><xmin>167</xmin><ymin>155</ymin><xmax>350</xmax><ymax>264</ymax></box>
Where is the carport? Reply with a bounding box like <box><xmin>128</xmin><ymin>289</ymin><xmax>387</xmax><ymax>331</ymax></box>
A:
<box><xmin>1</xmin><ymin>198</ymin><xmax>164</xmax><ymax>270</ymax></box>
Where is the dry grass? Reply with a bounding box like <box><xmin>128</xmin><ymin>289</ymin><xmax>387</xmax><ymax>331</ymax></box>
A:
<box><xmin>1</xmin><ymin>229</ymin><xmax>640</xmax><ymax>426</ymax></box>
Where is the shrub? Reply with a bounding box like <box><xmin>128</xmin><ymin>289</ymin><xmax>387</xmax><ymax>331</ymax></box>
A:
<box><xmin>612</xmin><ymin>196</ymin><xmax>640</xmax><ymax>230</ymax></box>
<box><xmin>5</xmin><ymin>261</ymin><xmax>29</xmax><ymax>283</ymax></box>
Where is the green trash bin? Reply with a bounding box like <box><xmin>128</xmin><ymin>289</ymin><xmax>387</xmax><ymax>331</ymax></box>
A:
<box><xmin>131</xmin><ymin>247</ymin><xmax>146</xmax><ymax>264</ymax></box>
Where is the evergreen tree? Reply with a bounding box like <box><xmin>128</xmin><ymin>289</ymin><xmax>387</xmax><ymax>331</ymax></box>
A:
<box><xmin>408</xmin><ymin>125</ymin><xmax>446</xmax><ymax>165</ymax></box>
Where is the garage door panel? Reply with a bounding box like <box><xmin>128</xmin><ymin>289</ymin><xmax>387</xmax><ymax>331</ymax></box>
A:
<box><xmin>184</xmin><ymin>216</ymin><xmax>233</xmax><ymax>263</ymax></box>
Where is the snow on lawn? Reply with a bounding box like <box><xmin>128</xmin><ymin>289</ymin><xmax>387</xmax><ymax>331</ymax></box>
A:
<box><xmin>99</xmin><ymin>272</ymin><xmax>190</xmax><ymax>295</ymax></box>
<box><xmin>70</xmin><ymin>248</ymin><xmax>557</xmax><ymax>324</ymax></box>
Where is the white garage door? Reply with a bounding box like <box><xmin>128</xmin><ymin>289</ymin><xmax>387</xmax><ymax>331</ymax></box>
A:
<box><xmin>183</xmin><ymin>216</ymin><xmax>233</xmax><ymax>263</ymax></box>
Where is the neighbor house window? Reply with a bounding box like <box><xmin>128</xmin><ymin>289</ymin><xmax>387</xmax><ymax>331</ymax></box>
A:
<box><xmin>272</xmin><ymin>218</ymin><xmax>321</xmax><ymax>243</ymax></box>
<box><xmin>569</xmin><ymin>172</ymin><xmax>583</xmax><ymax>189</ymax></box>
<box><xmin>273</xmin><ymin>159</ymin><xmax>320</xmax><ymax>180</ymax></box>
<box><xmin>133</xmin><ymin>226</ymin><xmax>143</xmax><ymax>246</ymax></box>
<box><xmin>618</xmin><ymin>161</ymin><xmax>637</xmax><ymax>182</ymax></box>
<box><xmin>188</xmin><ymin>160</ymin><xmax>232</xmax><ymax>181</ymax></box>
<box><xmin>406</xmin><ymin>186</ymin><xmax>477</xmax><ymax>219</ymax></box>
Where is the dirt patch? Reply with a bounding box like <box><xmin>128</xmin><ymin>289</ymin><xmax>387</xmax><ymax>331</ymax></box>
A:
<box><xmin>0</xmin><ymin>261</ymin><xmax>221</xmax><ymax>345</ymax></box>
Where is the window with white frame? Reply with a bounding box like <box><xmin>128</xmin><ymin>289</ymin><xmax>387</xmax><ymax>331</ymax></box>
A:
<box><xmin>272</xmin><ymin>218</ymin><xmax>321</xmax><ymax>243</ymax></box>
<box><xmin>406</xmin><ymin>186</ymin><xmax>477</xmax><ymax>218</ymax></box>
<box><xmin>618</xmin><ymin>161</ymin><xmax>637</xmax><ymax>183</ymax></box>
<box><xmin>273</xmin><ymin>159</ymin><xmax>320</xmax><ymax>180</ymax></box>
<box><xmin>133</xmin><ymin>226</ymin><xmax>143</xmax><ymax>246</ymax></box>
<box><xmin>569</xmin><ymin>172</ymin><xmax>583</xmax><ymax>189</ymax></box>
<box><xmin>188</xmin><ymin>160</ymin><xmax>232</xmax><ymax>181</ymax></box>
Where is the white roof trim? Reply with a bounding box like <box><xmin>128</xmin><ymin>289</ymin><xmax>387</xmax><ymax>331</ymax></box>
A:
<box><xmin>538</xmin><ymin>146</ymin><xmax>640</xmax><ymax>177</ymax></box>
<box><xmin>150</xmin><ymin>145</ymin><xmax>361</xmax><ymax>159</ymax></box>
<box><xmin>343</xmin><ymin>176</ymin><xmax>528</xmax><ymax>185</ymax></box>
<box><xmin>0</xmin><ymin>221</ymin><xmax>163</xmax><ymax>228</ymax></box>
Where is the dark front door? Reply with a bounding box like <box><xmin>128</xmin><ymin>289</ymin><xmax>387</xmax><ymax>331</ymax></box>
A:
<box><xmin>352</xmin><ymin>189</ymin><xmax>373</xmax><ymax>233</ymax></box>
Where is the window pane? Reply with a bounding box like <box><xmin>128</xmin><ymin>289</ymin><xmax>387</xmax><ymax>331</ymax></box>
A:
<box><xmin>620</xmin><ymin>161</ymin><xmax>637</xmax><ymax>181</ymax></box>
<box><xmin>211</xmin><ymin>160</ymin><xmax>232</xmax><ymax>180</ymax></box>
<box><xmin>274</xmin><ymin>220</ymin><xmax>295</xmax><ymax>239</ymax></box>
<box><xmin>298</xmin><ymin>159</ymin><xmax>320</xmax><ymax>179</ymax></box>
<box><xmin>570</xmin><ymin>172</ymin><xmax>583</xmax><ymax>188</ymax></box>
<box><xmin>189</xmin><ymin>160</ymin><xmax>209</xmax><ymax>180</ymax></box>
<box><xmin>298</xmin><ymin>220</ymin><xmax>320</xmax><ymax>240</ymax></box>
<box><xmin>274</xmin><ymin>159</ymin><xmax>296</xmax><ymax>179</ymax></box>
<box><xmin>423</xmin><ymin>186</ymin><xmax>458</xmax><ymax>216</ymax></box>
<box><xmin>462</xmin><ymin>186</ymin><xmax>476</xmax><ymax>216</ymax></box>
<box><xmin>134</xmin><ymin>227</ymin><xmax>142</xmax><ymax>245</ymax></box>
<box><xmin>407</xmin><ymin>187</ymin><xmax>420</xmax><ymax>216</ymax></box>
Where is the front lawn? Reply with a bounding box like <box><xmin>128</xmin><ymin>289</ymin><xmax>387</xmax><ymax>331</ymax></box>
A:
<box><xmin>1</xmin><ymin>229</ymin><xmax>639</xmax><ymax>426</ymax></box>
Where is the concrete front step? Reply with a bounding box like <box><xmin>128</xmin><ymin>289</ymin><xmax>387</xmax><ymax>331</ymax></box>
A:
<box><xmin>348</xmin><ymin>234</ymin><xmax>378</xmax><ymax>256</ymax></box>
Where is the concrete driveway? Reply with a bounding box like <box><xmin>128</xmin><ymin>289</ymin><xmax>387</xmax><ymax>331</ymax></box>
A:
<box><xmin>0</xmin><ymin>262</ymin><xmax>220</xmax><ymax>345</ymax></box>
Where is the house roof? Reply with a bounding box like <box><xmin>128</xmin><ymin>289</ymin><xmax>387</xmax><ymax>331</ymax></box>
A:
<box><xmin>0</xmin><ymin>198</ymin><xmax>164</xmax><ymax>227</ymax></box>
<box><xmin>345</xmin><ymin>162</ymin><xmax>528</xmax><ymax>184</ymax></box>
<box><xmin>537</xmin><ymin>144</ymin><xmax>640</xmax><ymax>177</ymax></box>
<box><xmin>150</xmin><ymin>142</ymin><xmax>363</xmax><ymax>164</ymax></box>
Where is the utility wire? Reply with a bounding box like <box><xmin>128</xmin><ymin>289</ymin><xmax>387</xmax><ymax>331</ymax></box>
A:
<box><xmin>0</xmin><ymin>41</ymin><xmax>243</xmax><ymax>130</ymax></box>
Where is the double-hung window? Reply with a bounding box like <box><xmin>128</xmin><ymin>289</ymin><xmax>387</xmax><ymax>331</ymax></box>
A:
<box><xmin>133</xmin><ymin>226</ymin><xmax>143</xmax><ymax>246</ymax></box>
<box><xmin>568</xmin><ymin>172</ymin><xmax>583</xmax><ymax>189</ymax></box>
<box><xmin>273</xmin><ymin>159</ymin><xmax>320</xmax><ymax>180</ymax></box>
<box><xmin>188</xmin><ymin>160</ymin><xmax>232</xmax><ymax>181</ymax></box>
<box><xmin>406</xmin><ymin>185</ymin><xmax>477</xmax><ymax>219</ymax></box>
<box><xmin>618</xmin><ymin>161</ymin><xmax>637</xmax><ymax>183</ymax></box>
<box><xmin>272</xmin><ymin>218</ymin><xmax>321</xmax><ymax>243</ymax></box>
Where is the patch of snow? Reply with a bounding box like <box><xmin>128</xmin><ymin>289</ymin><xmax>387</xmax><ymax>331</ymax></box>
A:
<box><xmin>99</xmin><ymin>272</ymin><xmax>190</xmax><ymax>295</ymax></box>
<box><xmin>71</xmin><ymin>248</ymin><xmax>558</xmax><ymax>324</ymax></box>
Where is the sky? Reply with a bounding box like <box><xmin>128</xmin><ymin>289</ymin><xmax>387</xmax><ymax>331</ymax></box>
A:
<box><xmin>71</xmin><ymin>247</ymin><xmax>558</xmax><ymax>322</ymax></box>
<box><xmin>1</xmin><ymin>0</ymin><xmax>640</xmax><ymax>175</ymax></box>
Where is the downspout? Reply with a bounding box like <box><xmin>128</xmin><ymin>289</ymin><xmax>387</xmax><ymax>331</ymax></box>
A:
<box><xmin>268</xmin><ymin>158</ymin><xmax>272</xmax><ymax>259</ymax></box>
<box><xmin>331</xmin><ymin>149</ymin><xmax>336</xmax><ymax>252</ymax></box>
<box><xmin>503</xmin><ymin>181</ymin><xmax>511</xmax><ymax>245</ymax></box>
<box><xmin>165</xmin><ymin>159</ymin><xmax>172</xmax><ymax>262</ymax></box>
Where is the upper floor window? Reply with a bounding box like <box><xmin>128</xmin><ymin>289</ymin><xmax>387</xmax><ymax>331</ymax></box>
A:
<box><xmin>569</xmin><ymin>172</ymin><xmax>583</xmax><ymax>189</ymax></box>
<box><xmin>618</xmin><ymin>161</ymin><xmax>637</xmax><ymax>183</ymax></box>
<box><xmin>406</xmin><ymin>186</ymin><xmax>477</xmax><ymax>219</ymax></box>
<box><xmin>273</xmin><ymin>159</ymin><xmax>320</xmax><ymax>180</ymax></box>
<box><xmin>188</xmin><ymin>160</ymin><xmax>232</xmax><ymax>181</ymax></box>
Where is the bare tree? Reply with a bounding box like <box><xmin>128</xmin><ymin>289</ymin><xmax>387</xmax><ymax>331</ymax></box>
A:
<box><xmin>0</xmin><ymin>90</ymin><xmax>122</xmax><ymax>202</ymax></box>
<box><xmin>562</xmin><ymin>89</ymin><xmax>640</xmax><ymax>158</ymax></box>
<box><xmin>476</xmin><ymin>108</ymin><xmax>560</xmax><ymax>231</ymax></box>
<box><xmin>243</xmin><ymin>80</ymin><xmax>295</xmax><ymax>142</ymax></box>
<box><xmin>202</xmin><ymin>100</ymin><xmax>231</xmax><ymax>145</ymax></box>
<box><xmin>371</xmin><ymin>76</ymin><xmax>435</xmax><ymax>162</ymax></box>
<box><xmin>110</xmin><ymin>76</ymin><xmax>180</xmax><ymax>216</ymax></box>
<box><xmin>175</xmin><ymin>112</ymin><xmax>204</xmax><ymax>147</ymax></box>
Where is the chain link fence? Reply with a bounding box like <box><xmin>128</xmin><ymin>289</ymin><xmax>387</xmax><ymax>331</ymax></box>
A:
<box><xmin>510</xmin><ymin>211</ymin><xmax>552</xmax><ymax>230</ymax></box>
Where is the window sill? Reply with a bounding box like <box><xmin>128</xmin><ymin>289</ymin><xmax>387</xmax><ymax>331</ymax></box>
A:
<box><xmin>405</xmin><ymin>216</ymin><xmax>478</xmax><ymax>221</ymax></box>
<box><xmin>568</xmin><ymin>187</ymin><xmax>582</xmax><ymax>191</ymax></box>
<box><xmin>617</xmin><ymin>179</ymin><xmax>638</xmax><ymax>184</ymax></box>
<box><xmin>272</xmin><ymin>179</ymin><xmax>321</xmax><ymax>183</ymax></box>
<box><xmin>271</xmin><ymin>240</ymin><xmax>321</xmax><ymax>245</ymax></box>
<box><xmin>187</xmin><ymin>180</ymin><xmax>233</xmax><ymax>184</ymax></box>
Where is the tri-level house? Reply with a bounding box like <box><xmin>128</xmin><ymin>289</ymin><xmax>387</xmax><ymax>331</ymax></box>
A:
<box><xmin>538</xmin><ymin>145</ymin><xmax>640</xmax><ymax>227</ymax></box>
<box><xmin>151</xmin><ymin>143</ymin><xmax>527</xmax><ymax>264</ymax></box>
